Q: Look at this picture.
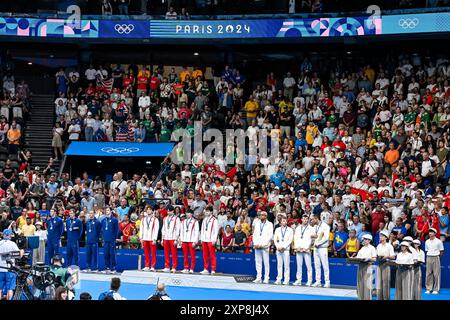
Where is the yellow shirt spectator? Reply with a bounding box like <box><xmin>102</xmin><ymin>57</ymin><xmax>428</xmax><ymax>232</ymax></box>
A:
<box><xmin>16</xmin><ymin>215</ymin><xmax>27</xmax><ymax>230</ymax></box>
<box><xmin>138</xmin><ymin>68</ymin><xmax>151</xmax><ymax>77</ymax></box>
<box><xmin>305</xmin><ymin>124</ymin><xmax>318</xmax><ymax>145</ymax></box>
<box><xmin>279</xmin><ymin>100</ymin><xmax>293</xmax><ymax>114</ymax></box>
<box><xmin>7</xmin><ymin>127</ymin><xmax>21</xmax><ymax>145</ymax></box>
<box><xmin>180</xmin><ymin>69</ymin><xmax>191</xmax><ymax>82</ymax></box>
<box><xmin>365</xmin><ymin>67</ymin><xmax>375</xmax><ymax>83</ymax></box>
<box><xmin>244</xmin><ymin>99</ymin><xmax>259</xmax><ymax>119</ymax></box>
<box><xmin>192</xmin><ymin>69</ymin><xmax>203</xmax><ymax>79</ymax></box>
<box><xmin>22</xmin><ymin>223</ymin><xmax>36</xmax><ymax>236</ymax></box>
<box><xmin>236</xmin><ymin>222</ymin><xmax>251</xmax><ymax>236</ymax></box>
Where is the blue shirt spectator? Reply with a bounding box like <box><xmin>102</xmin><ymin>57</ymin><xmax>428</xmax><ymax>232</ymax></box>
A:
<box><xmin>270</xmin><ymin>171</ymin><xmax>285</xmax><ymax>188</ymax></box>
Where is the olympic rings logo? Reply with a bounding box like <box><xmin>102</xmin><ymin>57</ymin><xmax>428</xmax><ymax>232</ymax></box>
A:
<box><xmin>114</xmin><ymin>24</ymin><xmax>135</xmax><ymax>34</ymax></box>
<box><xmin>171</xmin><ymin>278</ymin><xmax>182</xmax><ymax>285</ymax></box>
<box><xmin>398</xmin><ymin>18</ymin><xmax>419</xmax><ymax>29</ymax></box>
<box><xmin>101</xmin><ymin>147</ymin><xmax>140</xmax><ymax>154</ymax></box>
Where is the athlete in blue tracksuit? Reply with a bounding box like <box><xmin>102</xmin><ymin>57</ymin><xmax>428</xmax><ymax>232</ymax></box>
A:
<box><xmin>86</xmin><ymin>211</ymin><xmax>102</xmax><ymax>271</ymax></box>
<box><xmin>46</xmin><ymin>209</ymin><xmax>64</xmax><ymax>265</ymax></box>
<box><xmin>65</xmin><ymin>210</ymin><xmax>83</xmax><ymax>266</ymax></box>
<box><xmin>101</xmin><ymin>208</ymin><xmax>119</xmax><ymax>273</ymax></box>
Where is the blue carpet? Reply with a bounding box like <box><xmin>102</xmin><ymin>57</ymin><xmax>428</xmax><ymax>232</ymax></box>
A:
<box><xmin>76</xmin><ymin>280</ymin><xmax>450</xmax><ymax>300</ymax></box>
<box><xmin>76</xmin><ymin>280</ymin><xmax>355</xmax><ymax>300</ymax></box>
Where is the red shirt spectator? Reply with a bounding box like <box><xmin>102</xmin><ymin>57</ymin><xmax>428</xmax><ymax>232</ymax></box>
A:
<box><xmin>150</xmin><ymin>75</ymin><xmax>160</xmax><ymax>90</ymax></box>
<box><xmin>137</xmin><ymin>75</ymin><xmax>149</xmax><ymax>91</ymax></box>
<box><xmin>371</xmin><ymin>208</ymin><xmax>385</xmax><ymax>234</ymax></box>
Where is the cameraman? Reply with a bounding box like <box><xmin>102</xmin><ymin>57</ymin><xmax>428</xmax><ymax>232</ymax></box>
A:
<box><xmin>0</xmin><ymin>229</ymin><xmax>23</xmax><ymax>300</ymax></box>
<box><xmin>49</xmin><ymin>254</ymin><xmax>71</xmax><ymax>288</ymax></box>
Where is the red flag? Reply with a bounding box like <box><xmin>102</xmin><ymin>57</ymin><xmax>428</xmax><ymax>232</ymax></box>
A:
<box><xmin>351</xmin><ymin>187</ymin><xmax>373</xmax><ymax>201</ymax></box>
<box><xmin>226</xmin><ymin>167</ymin><xmax>237</xmax><ymax>179</ymax></box>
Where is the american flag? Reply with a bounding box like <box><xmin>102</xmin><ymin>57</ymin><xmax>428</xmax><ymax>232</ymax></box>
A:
<box><xmin>96</xmin><ymin>77</ymin><xmax>114</xmax><ymax>94</ymax></box>
<box><xmin>116</xmin><ymin>124</ymin><xmax>128</xmax><ymax>142</ymax></box>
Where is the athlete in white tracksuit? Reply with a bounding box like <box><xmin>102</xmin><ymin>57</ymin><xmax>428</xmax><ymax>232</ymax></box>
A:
<box><xmin>293</xmin><ymin>214</ymin><xmax>314</xmax><ymax>286</ymax></box>
<box><xmin>252</xmin><ymin>211</ymin><xmax>274</xmax><ymax>284</ymax></box>
<box><xmin>273</xmin><ymin>216</ymin><xmax>294</xmax><ymax>285</ymax></box>
<box><xmin>311</xmin><ymin>214</ymin><xmax>330</xmax><ymax>287</ymax></box>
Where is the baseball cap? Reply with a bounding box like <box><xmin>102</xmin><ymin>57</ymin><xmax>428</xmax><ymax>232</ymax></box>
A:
<box><xmin>2</xmin><ymin>229</ymin><xmax>13</xmax><ymax>238</ymax></box>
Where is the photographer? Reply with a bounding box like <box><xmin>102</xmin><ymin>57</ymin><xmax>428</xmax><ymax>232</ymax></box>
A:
<box><xmin>148</xmin><ymin>282</ymin><xmax>171</xmax><ymax>300</ymax></box>
<box><xmin>0</xmin><ymin>229</ymin><xmax>23</xmax><ymax>300</ymax></box>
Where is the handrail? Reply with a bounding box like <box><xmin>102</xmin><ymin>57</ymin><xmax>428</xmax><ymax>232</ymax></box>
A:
<box><xmin>0</xmin><ymin>6</ymin><xmax>448</xmax><ymax>21</ymax></box>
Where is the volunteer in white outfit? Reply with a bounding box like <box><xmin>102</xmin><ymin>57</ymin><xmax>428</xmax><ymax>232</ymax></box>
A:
<box><xmin>273</xmin><ymin>216</ymin><xmax>294</xmax><ymax>285</ymax></box>
<box><xmin>412</xmin><ymin>239</ymin><xmax>425</xmax><ymax>300</ymax></box>
<box><xmin>161</xmin><ymin>205</ymin><xmax>181</xmax><ymax>273</ymax></box>
<box><xmin>395</xmin><ymin>241</ymin><xmax>414</xmax><ymax>300</ymax></box>
<box><xmin>181</xmin><ymin>209</ymin><xmax>199</xmax><ymax>273</ymax></box>
<box><xmin>425</xmin><ymin>228</ymin><xmax>444</xmax><ymax>294</ymax></box>
<box><xmin>252</xmin><ymin>211</ymin><xmax>274</xmax><ymax>284</ymax></box>
<box><xmin>200</xmin><ymin>206</ymin><xmax>219</xmax><ymax>275</ymax></box>
<box><xmin>311</xmin><ymin>214</ymin><xmax>330</xmax><ymax>288</ymax></box>
<box><xmin>140</xmin><ymin>207</ymin><xmax>160</xmax><ymax>271</ymax></box>
<box><xmin>355</xmin><ymin>234</ymin><xmax>377</xmax><ymax>300</ymax></box>
<box><xmin>293</xmin><ymin>213</ymin><xmax>314</xmax><ymax>286</ymax></box>
<box><xmin>34</xmin><ymin>221</ymin><xmax>48</xmax><ymax>264</ymax></box>
<box><xmin>375</xmin><ymin>230</ymin><xmax>395</xmax><ymax>300</ymax></box>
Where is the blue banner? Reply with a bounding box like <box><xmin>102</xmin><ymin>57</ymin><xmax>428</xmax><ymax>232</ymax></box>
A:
<box><xmin>0</xmin><ymin>12</ymin><xmax>448</xmax><ymax>40</ymax></box>
<box><xmin>64</xmin><ymin>142</ymin><xmax>174</xmax><ymax>157</ymax></box>
<box><xmin>0</xmin><ymin>17</ymin><xmax>98</xmax><ymax>38</ymax></box>
<box><xmin>98</xmin><ymin>20</ymin><xmax>149</xmax><ymax>38</ymax></box>
<box><xmin>383</xmin><ymin>12</ymin><xmax>450</xmax><ymax>35</ymax></box>
<box><xmin>149</xmin><ymin>17</ymin><xmax>382</xmax><ymax>38</ymax></box>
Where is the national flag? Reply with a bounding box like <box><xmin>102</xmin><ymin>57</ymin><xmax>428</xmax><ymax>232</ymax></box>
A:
<box><xmin>351</xmin><ymin>187</ymin><xmax>373</xmax><ymax>201</ymax></box>
<box><xmin>96</xmin><ymin>77</ymin><xmax>114</xmax><ymax>94</ymax></box>
<box><xmin>115</xmin><ymin>124</ymin><xmax>128</xmax><ymax>142</ymax></box>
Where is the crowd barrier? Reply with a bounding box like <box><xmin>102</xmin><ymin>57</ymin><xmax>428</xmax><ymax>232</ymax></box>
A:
<box><xmin>52</xmin><ymin>243</ymin><xmax>450</xmax><ymax>288</ymax></box>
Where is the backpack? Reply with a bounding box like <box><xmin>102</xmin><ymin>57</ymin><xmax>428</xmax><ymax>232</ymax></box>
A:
<box><xmin>98</xmin><ymin>290</ymin><xmax>115</xmax><ymax>300</ymax></box>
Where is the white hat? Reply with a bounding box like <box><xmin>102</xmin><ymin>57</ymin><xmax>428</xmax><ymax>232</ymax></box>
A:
<box><xmin>412</xmin><ymin>239</ymin><xmax>421</xmax><ymax>245</ymax></box>
<box><xmin>403</xmin><ymin>236</ymin><xmax>413</xmax><ymax>242</ymax></box>
<box><xmin>380</xmin><ymin>230</ymin><xmax>390</xmax><ymax>239</ymax></box>
<box><xmin>400</xmin><ymin>241</ymin><xmax>410</xmax><ymax>247</ymax></box>
<box><xmin>362</xmin><ymin>234</ymin><xmax>373</xmax><ymax>241</ymax></box>
<box><xmin>410</xmin><ymin>182</ymin><xmax>418</xmax><ymax>188</ymax></box>
<box><xmin>429</xmin><ymin>228</ymin><xmax>437</xmax><ymax>234</ymax></box>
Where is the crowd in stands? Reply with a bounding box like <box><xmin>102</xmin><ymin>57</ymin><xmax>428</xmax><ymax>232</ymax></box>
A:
<box><xmin>0</xmin><ymin>50</ymin><xmax>449</xmax><ymax>263</ymax></box>
<box><xmin>0</xmin><ymin>67</ymin><xmax>31</xmax><ymax>179</ymax></box>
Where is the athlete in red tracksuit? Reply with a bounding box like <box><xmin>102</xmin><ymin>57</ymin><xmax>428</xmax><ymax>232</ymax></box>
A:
<box><xmin>200</xmin><ymin>207</ymin><xmax>219</xmax><ymax>274</ymax></box>
<box><xmin>180</xmin><ymin>210</ymin><xmax>199</xmax><ymax>273</ymax></box>
<box><xmin>161</xmin><ymin>206</ymin><xmax>181</xmax><ymax>272</ymax></box>
<box><xmin>139</xmin><ymin>207</ymin><xmax>159</xmax><ymax>271</ymax></box>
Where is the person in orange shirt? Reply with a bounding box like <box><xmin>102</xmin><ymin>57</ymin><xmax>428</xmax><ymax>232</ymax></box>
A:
<box><xmin>7</xmin><ymin>121</ymin><xmax>21</xmax><ymax>154</ymax></box>
<box><xmin>384</xmin><ymin>142</ymin><xmax>399</xmax><ymax>175</ymax></box>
